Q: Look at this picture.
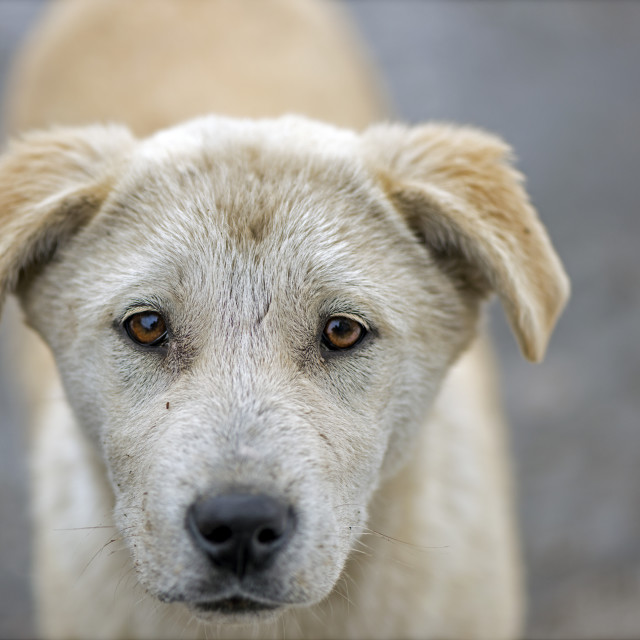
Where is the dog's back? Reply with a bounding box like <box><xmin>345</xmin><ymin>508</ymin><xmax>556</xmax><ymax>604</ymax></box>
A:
<box><xmin>6</xmin><ymin>0</ymin><xmax>387</xmax><ymax>135</ymax></box>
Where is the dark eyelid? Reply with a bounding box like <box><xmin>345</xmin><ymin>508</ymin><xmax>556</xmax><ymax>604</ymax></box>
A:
<box><xmin>319</xmin><ymin>304</ymin><xmax>374</xmax><ymax>333</ymax></box>
<box><xmin>327</xmin><ymin>313</ymin><xmax>371</xmax><ymax>333</ymax></box>
<box><xmin>115</xmin><ymin>298</ymin><xmax>167</xmax><ymax>325</ymax></box>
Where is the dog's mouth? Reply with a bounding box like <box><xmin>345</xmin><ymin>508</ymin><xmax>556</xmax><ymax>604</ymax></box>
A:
<box><xmin>192</xmin><ymin>596</ymin><xmax>280</xmax><ymax>615</ymax></box>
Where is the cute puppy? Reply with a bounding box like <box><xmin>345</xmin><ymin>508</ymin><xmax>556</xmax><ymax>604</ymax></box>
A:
<box><xmin>0</xmin><ymin>1</ymin><xmax>568</xmax><ymax>638</ymax></box>
<box><xmin>0</xmin><ymin>115</ymin><xmax>568</xmax><ymax>639</ymax></box>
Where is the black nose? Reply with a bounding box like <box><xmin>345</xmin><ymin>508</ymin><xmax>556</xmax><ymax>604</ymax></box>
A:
<box><xmin>187</xmin><ymin>493</ymin><xmax>294</xmax><ymax>578</ymax></box>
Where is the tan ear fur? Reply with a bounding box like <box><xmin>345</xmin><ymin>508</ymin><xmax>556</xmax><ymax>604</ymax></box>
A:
<box><xmin>363</xmin><ymin>123</ymin><xmax>570</xmax><ymax>362</ymax></box>
<box><xmin>0</xmin><ymin>125</ymin><xmax>134</xmax><ymax>309</ymax></box>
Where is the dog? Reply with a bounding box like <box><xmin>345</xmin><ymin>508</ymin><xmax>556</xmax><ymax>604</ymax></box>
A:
<box><xmin>0</xmin><ymin>1</ymin><xmax>569</xmax><ymax>638</ymax></box>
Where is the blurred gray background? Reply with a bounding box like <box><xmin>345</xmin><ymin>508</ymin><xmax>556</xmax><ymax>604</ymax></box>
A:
<box><xmin>1</xmin><ymin>1</ymin><xmax>639</xmax><ymax>638</ymax></box>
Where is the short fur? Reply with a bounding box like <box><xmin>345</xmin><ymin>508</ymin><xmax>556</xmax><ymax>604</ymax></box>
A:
<box><xmin>0</xmin><ymin>1</ymin><xmax>569</xmax><ymax>638</ymax></box>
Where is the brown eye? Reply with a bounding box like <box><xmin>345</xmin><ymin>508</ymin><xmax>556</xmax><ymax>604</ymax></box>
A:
<box><xmin>322</xmin><ymin>316</ymin><xmax>366</xmax><ymax>351</ymax></box>
<box><xmin>124</xmin><ymin>311</ymin><xmax>167</xmax><ymax>346</ymax></box>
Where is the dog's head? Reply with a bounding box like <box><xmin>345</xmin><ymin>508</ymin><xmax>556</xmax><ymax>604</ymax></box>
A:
<box><xmin>0</xmin><ymin>116</ymin><xmax>568</xmax><ymax>621</ymax></box>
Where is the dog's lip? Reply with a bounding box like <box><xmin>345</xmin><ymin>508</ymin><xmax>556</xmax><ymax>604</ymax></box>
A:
<box><xmin>192</xmin><ymin>595</ymin><xmax>280</xmax><ymax>613</ymax></box>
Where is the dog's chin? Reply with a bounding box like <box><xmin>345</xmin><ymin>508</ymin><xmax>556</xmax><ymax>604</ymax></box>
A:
<box><xmin>186</xmin><ymin>596</ymin><xmax>285</xmax><ymax>624</ymax></box>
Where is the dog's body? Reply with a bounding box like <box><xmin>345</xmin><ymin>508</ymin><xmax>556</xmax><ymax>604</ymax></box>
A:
<box><xmin>1</xmin><ymin>1</ymin><xmax>568</xmax><ymax>639</ymax></box>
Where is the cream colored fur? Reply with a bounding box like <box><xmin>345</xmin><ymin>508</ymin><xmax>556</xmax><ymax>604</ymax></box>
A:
<box><xmin>0</xmin><ymin>1</ymin><xmax>569</xmax><ymax>639</ymax></box>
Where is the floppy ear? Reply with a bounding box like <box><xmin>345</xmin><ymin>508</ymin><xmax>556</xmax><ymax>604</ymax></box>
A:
<box><xmin>0</xmin><ymin>125</ymin><xmax>134</xmax><ymax>311</ymax></box>
<box><xmin>362</xmin><ymin>123</ymin><xmax>570</xmax><ymax>362</ymax></box>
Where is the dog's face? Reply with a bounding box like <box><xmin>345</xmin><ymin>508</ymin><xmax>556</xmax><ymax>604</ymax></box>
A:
<box><xmin>0</xmin><ymin>116</ymin><xmax>569</xmax><ymax>621</ymax></box>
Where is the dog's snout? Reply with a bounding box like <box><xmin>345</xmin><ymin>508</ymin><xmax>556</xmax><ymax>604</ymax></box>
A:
<box><xmin>187</xmin><ymin>494</ymin><xmax>294</xmax><ymax>578</ymax></box>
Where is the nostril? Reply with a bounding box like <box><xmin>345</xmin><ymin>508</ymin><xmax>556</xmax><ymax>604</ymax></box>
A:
<box><xmin>256</xmin><ymin>526</ymin><xmax>279</xmax><ymax>545</ymax></box>
<box><xmin>204</xmin><ymin>525</ymin><xmax>233</xmax><ymax>545</ymax></box>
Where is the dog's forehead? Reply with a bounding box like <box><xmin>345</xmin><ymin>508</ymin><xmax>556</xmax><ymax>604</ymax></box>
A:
<box><xmin>103</xmin><ymin>116</ymin><xmax>405</xmax><ymax>267</ymax></box>
<box><xmin>80</xmin><ymin>115</ymin><xmax>422</xmax><ymax>322</ymax></box>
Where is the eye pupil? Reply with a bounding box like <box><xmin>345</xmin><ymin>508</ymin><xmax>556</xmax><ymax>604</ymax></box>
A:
<box><xmin>124</xmin><ymin>311</ymin><xmax>167</xmax><ymax>346</ymax></box>
<box><xmin>140</xmin><ymin>314</ymin><xmax>160</xmax><ymax>333</ymax></box>
<box><xmin>330</xmin><ymin>319</ymin><xmax>352</xmax><ymax>336</ymax></box>
<box><xmin>323</xmin><ymin>316</ymin><xmax>365</xmax><ymax>350</ymax></box>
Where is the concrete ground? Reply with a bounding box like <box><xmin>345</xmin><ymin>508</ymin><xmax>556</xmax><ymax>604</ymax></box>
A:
<box><xmin>1</xmin><ymin>1</ymin><xmax>639</xmax><ymax>638</ymax></box>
